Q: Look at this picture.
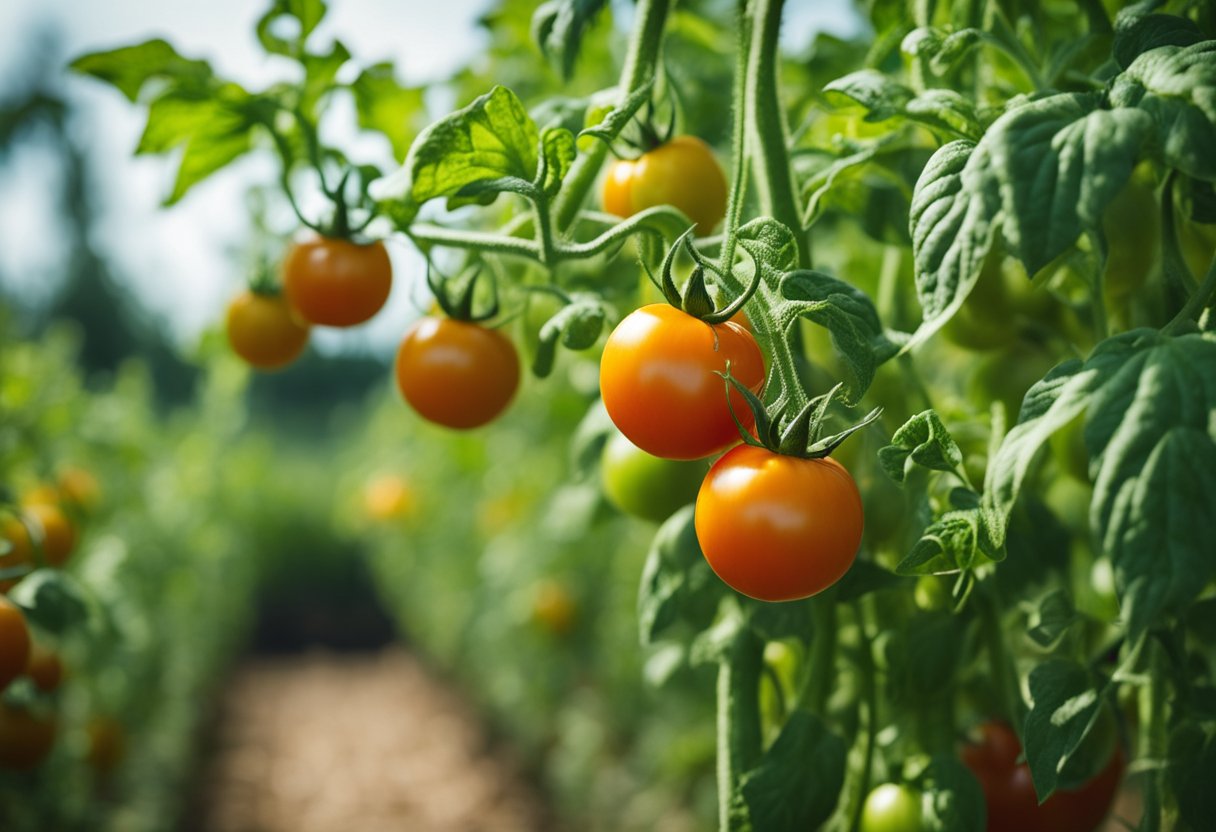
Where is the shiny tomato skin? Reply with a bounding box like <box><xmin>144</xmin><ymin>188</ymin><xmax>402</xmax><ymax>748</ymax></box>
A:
<box><xmin>0</xmin><ymin>703</ymin><xmax>56</xmax><ymax>770</ymax></box>
<box><xmin>599</xmin><ymin>304</ymin><xmax>765</xmax><ymax>461</ymax></box>
<box><xmin>860</xmin><ymin>783</ymin><xmax>924</xmax><ymax>832</ymax></box>
<box><xmin>282</xmin><ymin>237</ymin><xmax>392</xmax><ymax>327</ymax></box>
<box><xmin>0</xmin><ymin>598</ymin><xmax>30</xmax><ymax>691</ymax></box>
<box><xmin>600</xmin><ymin>136</ymin><xmax>729</xmax><ymax>233</ymax></box>
<box><xmin>695</xmin><ymin>447</ymin><xmax>863</xmax><ymax>602</ymax></box>
<box><xmin>225</xmin><ymin>291</ymin><xmax>310</xmax><ymax>370</ymax></box>
<box><xmin>962</xmin><ymin>721</ymin><xmax>1124</xmax><ymax>832</ymax></box>
<box><xmin>395</xmin><ymin>317</ymin><xmax>521</xmax><ymax>430</ymax></box>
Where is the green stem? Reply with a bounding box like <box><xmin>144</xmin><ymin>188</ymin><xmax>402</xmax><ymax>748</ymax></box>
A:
<box><xmin>718</xmin><ymin>0</ymin><xmax>752</xmax><ymax>275</ymax></box>
<box><xmin>1138</xmin><ymin>639</ymin><xmax>1168</xmax><ymax>832</ymax></box>
<box><xmin>717</xmin><ymin>625</ymin><xmax>765</xmax><ymax>831</ymax></box>
<box><xmin>534</xmin><ymin>196</ymin><xmax>556</xmax><ymax>267</ymax></box>
<box><xmin>977</xmin><ymin>582</ymin><xmax>1024</xmax><ymax>726</ymax></box>
<box><xmin>796</xmin><ymin>597</ymin><xmax>838</xmax><ymax>714</ymax></box>
<box><xmin>551</xmin><ymin>0</ymin><xmax>671</xmax><ymax>233</ymax></box>
<box><xmin>560</xmin><ymin>206</ymin><xmax>688</xmax><ymax>258</ymax></box>
<box><xmin>1164</xmin><ymin>257</ymin><xmax>1216</xmax><ymax>336</ymax></box>
<box><xmin>847</xmin><ymin>601</ymin><xmax>880</xmax><ymax>832</ymax></box>
<box><xmin>743</xmin><ymin>0</ymin><xmax>809</xmax><ymax>269</ymax></box>
<box><xmin>407</xmin><ymin>225</ymin><xmax>542</xmax><ymax>259</ymax></box>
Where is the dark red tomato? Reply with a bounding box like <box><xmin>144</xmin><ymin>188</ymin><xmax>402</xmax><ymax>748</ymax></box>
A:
<box><xmin>695</xmin><ymin>447</ymin><xmax>863</xmax><ymax>601</ymax></box>
<box><xmin>961</xmin><ymin>721</ymin><xmax>1124</xmax><ymax>832</ymax></box>
<box><xmin>395</xmin><ymin>317</ymin><xmax>521</xmax><ymax>429</ymax></box>
<box><xmin>282</xmin><ymin>236</ymin><xmax>392</xmax><ymax>327</ymax></box>
<box><xmin>599</xmin><ymin>304</ymin><xmax>765</xmax><ymax>460</ymax></box>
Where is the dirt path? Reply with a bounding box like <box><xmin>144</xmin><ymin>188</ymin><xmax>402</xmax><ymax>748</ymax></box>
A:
<box><xmin>191</xmin><ymin>647</ymin><xmax>555</xmax><ymax>832</ymax></box>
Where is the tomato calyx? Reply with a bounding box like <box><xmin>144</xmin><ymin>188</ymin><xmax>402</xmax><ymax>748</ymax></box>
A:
<box><xmin>722</xmin><ymin>375</ymin><xmax>883</xmax><ymax>461</ymax></box>
<box><xmin>426</xmin><ymin>261</ymin><xmax>500</xmax><ymax>323</ymax></box>
<box><xmin>652</xmin><ymin>228</ymin><xmax>757</xmax><ymax>325</ymax></box>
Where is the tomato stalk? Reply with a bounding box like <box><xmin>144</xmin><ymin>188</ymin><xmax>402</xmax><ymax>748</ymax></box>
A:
<box><xmin>1164</xmin><ymin>247</ymin><xmax>1216</xmax><ymax>336</ymax></box>
<box><xmin>716</xmin><ymin>619</ymin><xmax>764</xmax><ymax>832</ymax></box>
<box><xmin>846</xmin><ymin>600</ymin><xmax>880</xmax><ymax>832</ymax></box>
<box><xmin>552</xmin><ymin>0</ymin><xmax>672</xmax><ymax>233</ymax></box>
<box><xmin>1138</xmin><ymin>639</ymin><xmax>1169</xmax><ymax>831</ymax></box>
<box><xmin>717</xmin><ymin>0</ymin><xmax>751</xmax><ymax>278</ymax></box>
<box><xmin>977</xmin><ymin>583</ymin><xmax>1025</xmax><ymax>727</ymax></box>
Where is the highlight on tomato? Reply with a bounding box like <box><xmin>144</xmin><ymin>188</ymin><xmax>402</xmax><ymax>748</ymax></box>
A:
<box><xmin>601</xmin><ymin>135</ymin><xmax>729</xmax><ymax>234</ymax></box>
<box><xmin>282</xmin><ymin>235</ymin><xmax>392</xmax><ymax>327</ymax></box>
<box><xmin>22</xmin><ymin>502</ymin><xmax>77</xmax><ymax>568</ymax></box>
<box><xmin>695</xmin><ymin>446</ymin><xmax>863</xmax><ymax>602</ymax></box>
<box><xmin>225</xmin><ymin>289</ymin><xmax>310</xmax><ymax>370</ymax></box>
<box><xmin>395</xmin><ymin>316</ymin><xmax>521</xmax><ymax>430</ymax></box>
<box><xmin>859</xmin><ymin>783</ymin><xmax>924</xmax><ymax>832</ymax></box>
<box><xmin>599</xmin><ymin>303</ymin><xmax>765</xmax><ymax>461</ymax></box>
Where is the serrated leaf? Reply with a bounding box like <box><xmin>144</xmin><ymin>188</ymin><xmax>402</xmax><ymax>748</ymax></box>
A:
<box><xmin>984</xmin><ymin>331</ymin><xmax>1216</xmax><ymax>639</ymax></box>
<box><xmin>1023</xmin><ymin>659</ymin><xmax>1104</xmax><ymax>800</ymax></box>
<box><xmin>350</xmin><ymin>63</ymin><xmax>426</xmax><ymax>162</ymax></box>
<box><xmin>382</xmin><ymin>86</ymin><xmax>540</xmax><ymax>211</ymax></box>
<box><xmin>897</xmin><ymin>508</ymin><xmax>1003</xmax><ymax>575</ymax></box>
<box><xmin>780</xmin><ymin>270</ymin><xmax>897</xmax><ymax>400</ymax></box>
<box><xmin>737</xmin><ymin>712</ymin><xmax>846</xmax><ymax>832</ymax></box>
<box><xmin>540</xmin><ymin>125</ymin><xmax>576</xmax><ymax>196</ymax></box>
<box><xmin>823</xmin><ymin>69</ymin><xmax>914</xmax><ymax>121</ymax></box>
<box><xmin>578</xmin><ymin>83</ymin><xmax>653</xmax><ymax>147</ymax></box>
<box><xmin>70</xmin><ymin>39</ymin><xmax>212</xmax><ymax>102</ymax></box>
<box><xmin>10</xmin><ymin>569</ymin><xmax>89</xmax><ymax>634</ymax></box>
<box><xmin>879</xmin><ymin>410</ymin><xmax>964</xmax><ymax>483</ymax></box>
<box><xmin>908</xmin><ymin>98</ymin><xmax>1153</xmax><ymax>346</ymax></box>
<box><xmin>1110</xmin><ymin>42</ymin><xmax>1216</xmax><ymax>181</ymax></box>
<box><xmin>638</xmin><ymin>506</ymin><xmax>722</xmax><ymax>645</ymax></box>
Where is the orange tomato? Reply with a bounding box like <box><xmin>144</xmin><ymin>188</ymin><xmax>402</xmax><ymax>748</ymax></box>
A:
<box><xmin>225</xmin><ymin>290</ymin><xmax>310</xmax><ymax>370</ymax></box>
<box><xmin>24</xmin><ymin>503</ymin><xmax>76</xmax><ymax>567</ymax></box>
<box><xmin>601</xmin><ymin>136</ymin><xmax>729</xmax><ymax>233</ymax></box>
<box><xmin>0</xmin><ymin>598</ymin><xmax>30</xmax><ymax>691</ymax></box>
<box><xmin>282</xmin><ymin>236</ymin><xmax>392</xmax><ymax>327</ymax></box>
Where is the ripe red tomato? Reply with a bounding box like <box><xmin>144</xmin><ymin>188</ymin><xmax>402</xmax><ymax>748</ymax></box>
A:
<box><xmin>961</xmin><ymin>721</ymin><xmax>1123</xmax><ymax>832</ymax></box>
<box><xmin>601</xmin><ymin>136</ymin><xmax>729</xmax><ymax>233</ymax></box>
<box><xmin>599</xmin><ymin>304</ymin><xmax>765</xmax><ymax>461</ymax></box>
<box><xmin>395</xmin><ymin>317</ymin><xmax>521</xmax><ymax>429</ymax></box>
<box><xmin>225</xmin><ymin>290</ymin><xmax>310</xmax><ymax>370</ymax></box>
<box><xmin>695</xmin><ymin>447</ymin><xmax>863</xmax><ymax>601</ymax></box>
<box><xmin>0</xmin><ymin>703</ymin><xmax>56</xmax><ymax>769</ymax></box>
<box><xmin>0</xmin><ymin>598</ymin><xmax>31</xmax><ymax>691</ymax></box>
<box><xmin>25</xmin><ymin>641</ymin><xmax>63</xmax><ymax>693</ymax></box>
<box><xmin>282</xmin><ymin>236</ymin><xmax>392</xmax><ymax>327</ymax></box>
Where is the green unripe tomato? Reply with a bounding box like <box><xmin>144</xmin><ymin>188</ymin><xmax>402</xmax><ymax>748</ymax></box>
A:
<box><xmin>600</xmin><ymin>430</ymin><xmax>707</xmax><ymax>523</ymax></box>
<box><xmin>860</xmin><ymin>783</ymin><xmax>924</xmax><ymax>832</ymax></box>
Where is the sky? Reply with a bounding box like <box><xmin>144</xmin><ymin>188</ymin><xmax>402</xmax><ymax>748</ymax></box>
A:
<box><xmin>0</xmin><ymin>0</ymin><xmax>862</xmax><ymax>356</ymax></box>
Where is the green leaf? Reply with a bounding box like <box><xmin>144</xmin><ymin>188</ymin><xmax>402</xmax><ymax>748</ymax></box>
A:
<box><xmin>380</xmin><ymin>86</ymin><xmax>540</xmax><ymax>213</ymax></box>
<box><xmin>637</xmin><ymin>506</ymin><xmax>721</xmax><ymax>645</ymax></box>
<box><xmin>540</xmin><ymin>125</ymin><xmax>577</xmax><ymax>196</ymax></box>
<box><xmin>70</xmin><ymin>39</ymin><xmax>212</xmax><ymax>102</ymax></box>
<box><xmin>833</xmin><ymin>559</ymin><xmax>900</xmax><ymax>601</ymax></box>
<box><xmin>350</xmin><ymin>63</ymin><xmax>426</xmax><ymax>162</ymax></box>
<box><xmin>532</xmin><ymin>0</ymin><xmax>610</xmax><ymax>81</ymax></box>
<box><xmin>300</xmin><ymin>41</ymin><xmax>350</xmax><ymax>116</ymax></box>
<box><xmin>531</xmin><ymin>294</ymin><xmax>606</xmax><ymax>378</ymax></box>
<box><xmin>897</xmin><ymin>508</ymin><xmax>1003</xmax><ymax>575</ymax></box>
<box><xmin>985</xmin><ymin>331</ymin><xmax>1216</xmax><ymax>639</ymax></box>
<box><xmin>256</xmin><ymin>0</ymin><xmax>327</xmax><ymax>57</ymax></box>
<box><xmin>917</xmin><ymin>756</ymin><xmax>987</xmax><ymax>832</ymax></box>
<box><xmin>1022</xmin><ymin>658</ymin><xmax>1105</xmax><ymax>800</ymax></box>
<box><xmin>1170</xmin><ymin>721</ymin><xmax>1216</xmax><ymax>828</ymax></box>
<box><xmin>885</xmin><ymin>615</ymin><xmax>965</xmax><ymax>704</ymax></box>
<box><xmin>9</xmin><ymin>569</ymin><xmax>89</xmax><ymax>635</ymax></box>
<box><xmin>578</xmin><ymin>83</ymin><xmax>653</xmax><ymax>149</ymax></box>
<box><xmin>908</xmin><ymin>98</ymin><xmax>1153</xmax><ymax>345</ymax></box>
<box><xmin>823</xmin><ymin>69</ymin><xmax>913</xmax><ymax>122</ymax></box>
<box><xmin>137</xmin><ymin>85</ymin><xmax>264</xmax><ymax>204</ymax></box>
<box><xmin>567</xmin><ymin>399</ymin><xmax>614</xmax><ymax>481</ymax></box>
<box><xmin>879</xmin><ymin>410</ymin><xmax>964</xmax><ymax>483</ymax></box>
<box><xmin>780</xmin><ymin>270</ymin><xmax>898</xmax><ymax>401</ymax></box>
<box><xmin>1113</xmin><ymin>9</ymin><xmax>1204</xmax><ymax>70</ymax></box>
<box><xmin>1110</xmin><ymin>42</ymin><xmax>1216</xmax><ymax>182</ymax></box>
<box><xmin>1025</xmin><ymin>589</ymin><xmax>1076</xmax><ymax>648</ymax></box>
<box><xmin>737</xmin><ymin>711</ymin><xmax>846</xmax><ymax>832</ymax></box>
<box><xmin>747</xmin><ymin>598</ymin><xmax>812</xmax><ymax>642</ymax></box>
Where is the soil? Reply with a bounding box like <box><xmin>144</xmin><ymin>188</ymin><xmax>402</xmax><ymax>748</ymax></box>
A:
<box><xmin>189</xmin><ymin>647</ymin><xmax>556</xmax><ymax>832</ymax></box>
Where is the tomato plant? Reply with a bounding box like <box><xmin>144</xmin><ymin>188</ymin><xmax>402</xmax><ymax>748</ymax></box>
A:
<box><xmin>0</xmin><ymin>598</ymin><xmax>30</xmax><ymax>692</ymax></box>
<box><xmin>601</xmin><ymin>135</ymin><xmax>729</xmax><ymax>234</ymax></box>
<box><xmin>600</xmin><ymin>304</ymin><xmax>764</xmax><ymax>460</ymax></box>
<box><xmin>22</xmin><ymin>503</ymin><xmax>76</xmax><ymax>568</ymax></box>
<box><xmin>395</xmin><ymin>317</ymin><xmax>520</xmax><ymax>429</ymax></box>
<box><xmin>225</xmin><ymin>290</ymin><xmax>310</xmax><ymax>370</ymax></box>
<box><xmin>282</xmin><ymin>237</ymin><xmax>392</xmax><ymax>328</ymax></box>
<box><xmin>696</xmin><ymin>447</ymin><xmax>862</xmax><ymax>602</ymax></box>
<box><xmin>600</xmin><ymin>430</ymin><xmax>705</xmax><ymax>523</ymax></box>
